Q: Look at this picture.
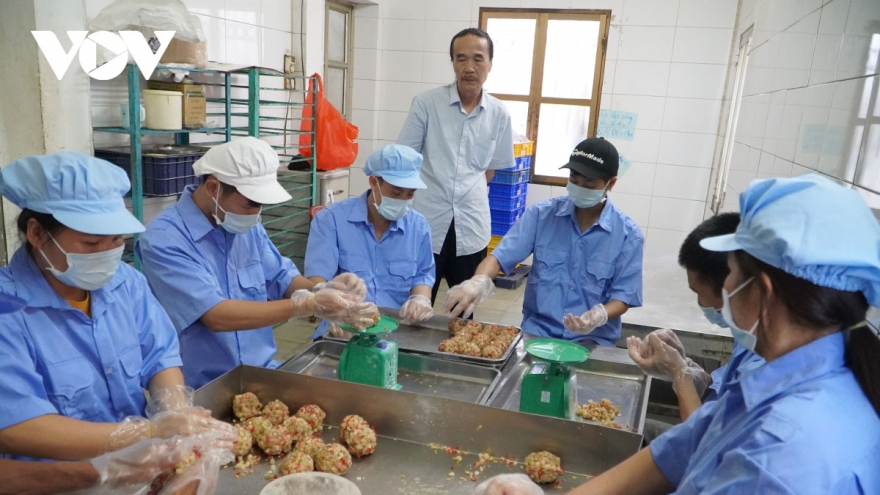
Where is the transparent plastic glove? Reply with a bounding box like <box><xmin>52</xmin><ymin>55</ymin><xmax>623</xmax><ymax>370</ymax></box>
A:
<box><xmin>444</xmin><ymin>275</ymin><xmax>494</xmax><ymax>318</ymax></box>
<box><xmin>674</xmin><ymin>358</ymin><xmax>711</xmax><ymax>397</ymax></box>
<box><xmin>326</xmin><ymin>321</ymin><xmax>354</xmax><ymax>341</ymax></box>
<box><xmin>145</xmin><ymin>385</ymin><xmax>195</xmax><ymax>418</ymax></box>
<box><xmin>651</xmin><ymin>328</ymin><xmax>686</xmax><ymax>358</ymax></box>
<box><xmin>473</xmin><ymin>473</ymin><xmax>543</xmax><ymax>495</ymax></box>
<box><xmin>87</xmin><ymin>435</ymin><xmax>203</xmax><ymax>494</ymax></box>
<box><xmin>152</xmin><ymin>442</ymin><xmax>234</xmax><ymax>495</ymax></box>
<box><xmin>627</xmin><ymin>333</ymin><xmax>688</xmax><ymax>382</ymax></box>
<box><xmin>105</xmin><ymin>408</ymin><xmax>236</xmax><ymax>453</ymax></box>
<box><xmin>313</xmin><ymin>272</ymin><xmax>367</xmax><ymax>302</ymax></box>
<box><xmin>399</xmin><ymin>295</ymin><xmax>434</xmax><ymax>324</ymax></box>
<box><xmin>289</xmin><ymin>289</ymin><xmax>379</xmax><ymax>329</ymax></box>
<box><xmin>563</xmin><ymin>303</ymin><xmax>608</xmax><ymax>334</ymax></box>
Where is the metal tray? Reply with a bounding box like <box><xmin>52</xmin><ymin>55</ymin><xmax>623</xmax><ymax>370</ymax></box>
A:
<box><xmin>324</xmin><ymin>308</ymin><xmax>522</xmax><ymax>367</ymax></box>
<box><xmin>195</xmin><ymin>365</ymin><xmax>643</xmax><ymax>495</ymax></box>
<box><xmin>278</xmin><ymin>341</ymin><xmax>501</xmax><ymax>405</ymax></box>
<box><xmin>488</xmin><ymin>346</ymin><xmax>651</xmax><ymax>434</ymax></box>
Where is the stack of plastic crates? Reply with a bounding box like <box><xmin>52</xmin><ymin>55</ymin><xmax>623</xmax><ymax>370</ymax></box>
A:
<box><xmin>489</xmin><ymin>141</ymin><xmax>533</xmax><ymax>238</ymax></box>
<box><xmin>95</xmin><ymin>145</ymin><xmax>205</xmax><ymax>197</ymax></box>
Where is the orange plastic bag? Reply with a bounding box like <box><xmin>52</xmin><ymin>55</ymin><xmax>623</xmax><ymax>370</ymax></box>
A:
<box><xmin>299</xmin><ymin>73</ymin><xmax>359</xmax><ymax>171</ymax></box>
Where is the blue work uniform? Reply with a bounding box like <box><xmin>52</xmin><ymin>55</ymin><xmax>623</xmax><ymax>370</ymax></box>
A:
<box><xmin>490</xmin><ymin>197</ymin><xmax>644</xmax><ymax>345</ymax></box>
<box><xmin>0</xmin><ymin>248</ymin><xmax>182</xmax><ymax>458</ymax></box>
<box><xmin>651</xmin><ymin>332</ymin><xmax>880</xmax><ymax>494</ymax></box>
<box><xmin>304</xmin><ymin>192</ymin><xmax>435</xmax><ymax>338</ymax></box>
<box><xmin>137</xmin><ymin>186</ymin><xmax>300</xmax><ymax>389</ymax></box>
<box><xmin>705</xmin><ymin>342</ymin><xmax>765</xmax><ymax>401</ymax></box>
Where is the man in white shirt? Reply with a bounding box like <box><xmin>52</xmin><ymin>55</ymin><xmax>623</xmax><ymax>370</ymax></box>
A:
<box><xmin>397</xmin><ymin>28</ymin><xmax>515</xmax><ymax>308</ymax></box>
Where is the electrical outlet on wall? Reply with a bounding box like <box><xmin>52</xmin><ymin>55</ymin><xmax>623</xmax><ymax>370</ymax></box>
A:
<box><xmin>284</xmin><ymin>55</ymin><xmax>296</xmax><ymax>90</ymax></box>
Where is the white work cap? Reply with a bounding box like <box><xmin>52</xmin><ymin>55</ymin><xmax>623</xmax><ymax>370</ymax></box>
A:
<box><xmin>193</xmin><ymin>137</ymin><xmax>292</xmax><ymax>205</ymax></box>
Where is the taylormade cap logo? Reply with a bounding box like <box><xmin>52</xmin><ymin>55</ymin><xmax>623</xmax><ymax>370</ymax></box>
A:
<box><xmin>31</xmin><ymin>30</ymin><xmax>175</xmax><ymax>81</ymax></box>
<box><xmin>570</xmin><ymin>150</ymin><xmax>605</xmax><ymax>164</ymax></box>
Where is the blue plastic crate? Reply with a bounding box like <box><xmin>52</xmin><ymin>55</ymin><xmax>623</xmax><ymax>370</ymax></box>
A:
<box><xmin>489</xmin><ymin>193</ymin><xmax>526</xmax><ymax>211</ymax></box>
<box><xmin>499</xmin><ymin>155</ymin><xmax>531</xmax><ymax>172</ymax></box>
<box><xmin>488</xmin><ymin>182</ymin><xmax>528</xmax><ymax>198</ymax></box>
<box><xmin>491</xmin><ymin>205</ymin><xmax>526</xmax><ymax>225</ymax></box>
<box><xmin>492</xmin><ymin>221</ymin><xmax>516</xmax><ymax>236</ymax></box>
<box><xmin>490</xmin><ymin>169</ymin><xmax>530</xmax><ymax>185</ymax></box>
<box><xmin>96</xmin><ymin>146</ymin><xmax>204</xmax><ymax>197</ymax></box>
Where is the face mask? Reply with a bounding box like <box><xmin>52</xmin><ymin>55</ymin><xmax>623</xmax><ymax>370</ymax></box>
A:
<box><xmin>39</xmin><ymin>234</ymin><xmax>123</xmax><ymax>290</ymax></box>
<box><xmin>567</xmin><ymin>181</ymin><xmax>607</xmax><ymax>209</ymax></box>
<box><xmin>372</xmin><ymin>183</ymin><xmax>412</xmax><ymax>221</ymax></box>
<box><xmin>721</xmin><ymin>277</ymin><xmax>759</xmax><ymax>352</ymax></box>
<box><xmin>700</xmin><ymin>306</ymin><xmax>728</xmax><ymax>328</ymax></box>
<box><xmin>213</xmin><ymin>189</ymin><xmax>261</xmax><ymax>234</ymax></box>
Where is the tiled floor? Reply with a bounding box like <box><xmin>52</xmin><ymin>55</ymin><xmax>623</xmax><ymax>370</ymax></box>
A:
<box><xmin>272</xmin><ymin>279</ymin><xmax>528</xmax><ymax>363</ymax></box>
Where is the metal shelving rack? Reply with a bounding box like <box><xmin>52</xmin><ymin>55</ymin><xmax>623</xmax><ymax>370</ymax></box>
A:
<box><xmin>93</xmin><ymin>65</ymin><xmax>318</xmax><ymax>269</ymax></box>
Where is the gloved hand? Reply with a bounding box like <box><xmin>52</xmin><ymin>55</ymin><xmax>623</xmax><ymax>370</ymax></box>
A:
<box><xmin>105</xmin><ymin>408</ymin><xmax>237</xmax><ymax>453</ymax></box>
<box><xmin>145</xmin><ymin>384</ymin><xmax>195</xmax><ymax>418</ymax></box>
<box><xmin>676</xmin><ymin>358</ymin><xmax>711</xmax><ymax>397</ymax></box>
<box><xmin>444</xmin><ymin>275</ymin><xmax>494</xmax><ymax>318</ymax></box>
<box><xmin>399</xmin><ymin>295</ymin><xmax>434</xmax><ymax>324</ymax></box>
<box><xmin>563</xmin><ymin>303</ymin><xmax>608</xmax><ymax>334</ymax></box>
<box><xmin>651</xmin><ymin>328</ymin><xmax>686</xmax><ymax>358</ymax></box>
<box><xmin>473</xmin><ymin>473</ymin><xmax>543</xmax><ymax>495</ymax></box>
<box><xmin>87</xmin><ymin>435</ymin><xmax>205</xmax><ymax>492</ymax></box>
<box><xmin>326</xmin><ymin>322</ymin><xmax>354</xmax><ymax>341</ymax></box>
<box><xmin>313</xmin><ymin>272</ymin><xmax>367</xmax><ymax>302</ymax></box>
<box><xmin>290</xmin><ymin>289</ymin><xmax>380</xmax><ymax>330</ymax></box>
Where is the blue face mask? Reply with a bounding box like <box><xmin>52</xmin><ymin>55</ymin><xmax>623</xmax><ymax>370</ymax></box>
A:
<box><xmin>372</xmin><ymin>184</ymin><xmax>412</xmax><ymax>221</ymax></box>
<box><xmin>721</xmin><ymin>277</ymin><xmax>759</xmax><ymax>352</ymax></box>
<box><xmin>567</xmin><ymin>181</ymin><xmax>607</xmax><ymax>209</ymax></box>
<box><xmin>700</xmin><ymin>306</ymin><xmax>728</xmax><ymax>328</ymax></box>
<box><xmin>39</xmin><ymin>234</ymin><xmax>123</xmax><ymax>290</ymax></box>
<box><xmin>213</xmin><ymin>190</ymin><xmax>261</xmax><ymax>234</ymax></box>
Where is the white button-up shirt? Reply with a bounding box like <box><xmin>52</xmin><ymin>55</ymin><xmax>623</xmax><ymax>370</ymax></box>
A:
<box><xmin>397</xmin><ymin>82</ymin><xmax>515</xmax><ymax>256</ymax></box>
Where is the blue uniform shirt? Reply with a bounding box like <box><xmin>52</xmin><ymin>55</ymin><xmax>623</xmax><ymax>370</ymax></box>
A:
<box><xmin>0</xmin><ymin>248</ymin><xmax>182</xmax><ymax>437</ymax></box>
<box><xmin>705</xmin><ymin>342</ymin><xmax>765</xmax><ymax>401</ymax></box>
<box><xmin>305</xmin><ymin>192</ymin><xmax>435</xmax><ymax>338</ymax></box>
<box><xmin>137</xmin><ymin>186</ymin><xmax>300</xmax><ymax>388</ymax></box>
<box><xmin>651</xmin><ymin>332</ymin><xmax>880</xmax><ymax>494</ymax></box>
<box><xmin>490</xmin><ymin>197</ymin><xmax>644</xmax><ymax>345</ymax></box>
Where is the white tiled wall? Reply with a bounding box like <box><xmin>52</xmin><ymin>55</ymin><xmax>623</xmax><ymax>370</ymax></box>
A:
<box><xmin>716</xmin><ymin>0</ymin><xmax>880</xmax><ymax>214</ymax></box>
<box><xmin>349</xmin><ymin>0</ymin><xmax>738</xmax><ymax>260</ymax></box>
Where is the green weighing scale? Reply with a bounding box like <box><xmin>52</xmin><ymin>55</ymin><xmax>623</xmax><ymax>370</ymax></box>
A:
<box><xmin>337</xmin><ymin>315</ymin><xmax>402</xmax><ymax>390</ymax></box>
<box><xmin>519</xmin><ymin>338</ymin><xmax>590</xmax><ymax>420</ymax></box>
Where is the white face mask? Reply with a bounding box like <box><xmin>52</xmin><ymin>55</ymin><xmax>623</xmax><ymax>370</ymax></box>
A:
<box><xmin>567</xmin><ymin>181</ymin><xmax>608</xmax><ymax>209</ymax></box>
<box><xmin>700</xmin><ymin>306</ymin><xmax>728</xmax><ymax>328</ymax></box>
<box><xmin>39</xmin><ymin>234</ymin><xmax>123</xmax><ymax>290</ymax></box>
<box><xmin>721</xmin><ymin>277</ymin><xmax>759</xmax><ymax>352</ymax></box>
<box><xmin>213</xmin><ymin>188</ymin><xmax>261</xmax><ymax>234</ymax></box>
<box><xmin>372</xmin><ymin>182</ymin><xmax>412</xmax><ymax>221</ymax></box>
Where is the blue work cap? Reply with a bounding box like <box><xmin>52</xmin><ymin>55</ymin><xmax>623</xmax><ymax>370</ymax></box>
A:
<box><xmin>0</xmin><ymin>151</ymin><xmax>145</xmax><ymax>235</ymax></box>
<box><xmin>363</xmin><ymin>144</ymin><xmax>427</xmax><ymax>190</ymax></box>
<box><xmin>701</xmin><ymin>174</ymin><xmax>880</xmax><ymax>306</ymax></box>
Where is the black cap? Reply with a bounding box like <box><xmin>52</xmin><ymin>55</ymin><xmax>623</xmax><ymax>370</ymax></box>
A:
<box><xmin>560</xmin><ymin>137</ymin><xmax>619</xmax><ymax>179</ymax></box>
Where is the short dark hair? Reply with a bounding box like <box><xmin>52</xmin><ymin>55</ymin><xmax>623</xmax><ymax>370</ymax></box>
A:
<box><xmin>678</xmin><ymin>212</ymin><xmax>740</xmax><ymax>294</ymax></box>
<box><xmin>449</xmin><ymin>28</ymin><xmax>494</xmax><ymax>61</ymax></box>
<box><xmin>17</xmin><ymin>209</ymin><xmax>65</xmax><ymax>251</ymax></box>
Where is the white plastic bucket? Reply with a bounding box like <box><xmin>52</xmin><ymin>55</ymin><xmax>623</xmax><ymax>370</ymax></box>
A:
<box><xmin>143</xmin><ymin>89</ymin><xmax>183</xmax><ymax>130</ymax></box>
<box><xmin>260</xmin><ymin>473</ymin><xmax>361</xmax><ymax>495</ymax></box>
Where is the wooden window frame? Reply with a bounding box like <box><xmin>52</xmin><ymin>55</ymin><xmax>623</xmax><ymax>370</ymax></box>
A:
<box><xmin>324</xmin><ymin>1</ymin><xmax>354</xmax><ymax>120</ymax></box>
<box><xmin>479</xmin><ymin>8</ymin><xmax>611</xmax><ymax>186</ymax></box>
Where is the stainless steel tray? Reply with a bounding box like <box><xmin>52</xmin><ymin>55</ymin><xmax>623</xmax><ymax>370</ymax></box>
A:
<box><xmin>324</xmin><ymin>308</ymin><xmax>522</xmax><ymax>367</ymax></box>
<box><xmin>195</xmin><ymin>365</ymin><xmax>643</xmax><ymax>495</ymax></box>
<box><xmin>487</xmin><ymin>346</ymin><xmax>652</xmax><ymax>434</ymax></box>
<box><xmin>278</xmin><ymin>340</ymin><xmax>501</xmax><ymax>405</ymax></box>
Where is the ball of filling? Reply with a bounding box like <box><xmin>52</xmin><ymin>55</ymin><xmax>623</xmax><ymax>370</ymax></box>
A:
<box><xmin>481</xmin><ymin>343</ymin><xmax>505</xmax><ymax>359</ymax></box>
<box><xmin>493</xmin><ymin>334</ymin><xmax>515</xmax><ymax>349</ymax></box>
<box><xmin>295</xmin><ymin>436</ymin><xmax>326</xmax><ymax>459</ymax></box>
<box><xmin>283</xmin><ymin>416</ymin><xmax>313</xmax><ymax>444</ymax></box>
<box><xmin>232</xmin><ymin>392</ymin><xmax>262</xmax><ymax>420</ymax></box>
<box><xmin>261</xmin><ymin>400</ymin><xmax>289</xmax><ymax>426</ymax></box>
<box><xmin>242</xmin><ymin>416</ymin><xmax>270</xmax><ymax>439</ymax></box>
<box><xmin>500</xmin><ymin>325</ymin><xmax>519</xmax><ymax>338</ymax></box>
<box><xmin>483</xmin><ymin>323</ymin><xmax>501</xmax><ymax>333</ymax></box>
<box><xmin>438</xmin><ymin>338</ymin><xmax>460</xmax><ymax>353</ymax></box>
<box><xmin>448</xmin><ymin>318</ymin><xmax>467</xmax><ymax>334</ymax></box>
<box><xmin>277</xmin><ymin>450</ymin><xmax>314</xmax><ymax>476</ymax></box>
<box><xmin>314</xmin><ymin>443</ymin><xmax>352</xmax><ymax>475</ymax></box>
<box><xmin>340</xmin><ymin>414</ymin><xmax>368</xmax><ymax>432</ymax></box>
<box><xmin>232</xmin><ymin>424</ymin><xmax>253</xmax><ymax>457</ymax></box>
<box><xmin>452</xmin><ymin>334</ymin><xmax>472</xmax><ymax>346</ymax></box>
<box><xmin>458</xmin><ymin>342</ymin><xmax>482</xmax><ymax>357</ymax></box>
<box><xmin>295</xmin><ymin>404</ymin><xmax>326</xmax><ymax>434</ymax></box>
<box><xmin>255</xmin><ymin>424</ymin><xmax>293</xmax><ymax>456</ymax></box>
<box><xmin>524</xmin><ymin>451</ymin><xmax>564</xmax><ymax>484</ymax></box>
<box><xmin>341</xmin><ymin>424</ymin><xmax>377</xmax><ymax>457</ymax></box>
<box><xmin>471</xmin><ymin>331</ymin><xmax>494</xmax><ymax>349</ymax></box>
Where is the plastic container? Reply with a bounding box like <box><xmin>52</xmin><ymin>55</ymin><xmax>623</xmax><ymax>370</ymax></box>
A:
<box><xmin>261</xmin><ymin>472</ymin><xmax>361</xmax><ymax>495</ymax></box>
<box><xmin>491</xmin><ymin>205</ymin><xmax>526</xmax><ymax>225</ymax></box>
<box><xmin>490</xmin><ymin>169</ymin><xmax>530</xmax><ymax>185</ymax></box>
<box><xmin>143</xmin><ymin>89</ymin><xmax>183</xmax><ymax>130</ymax></box>
<box><xmin>95</xmin><ymin>146</ymin><xmax>204</xmax><ymax>196</ymax></box>
<box><xmin>492</xmin><ymin>221</ymin><xmax>516</xmax><ymax>236</ymax></box>
<box><xmin>514</xmin><ymin>141</ymin><xmax>534</xmax><ymax>157</ymax></box>
<box><xmin>489</xmin><ymin>193</ymin><xmax>526</xmax><ymax>211</ymax></box>
<box><xmin>489</xmin><ymin>182</ymin><xmax>528</xmax><ymax>198</ymax></box>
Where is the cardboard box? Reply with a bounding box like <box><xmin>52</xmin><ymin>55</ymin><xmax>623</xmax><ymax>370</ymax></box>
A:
<box><xmin>147</xmin><ymin>81</ymin><xmax>207</xmax><ymax>128</ymax></box>
<box><xmin>159</xmin><ymin>38</ymin><xmax>207</xmax><ymax>68</ymax></box>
